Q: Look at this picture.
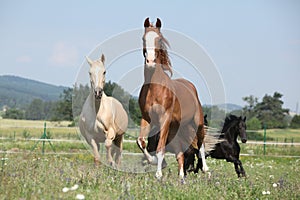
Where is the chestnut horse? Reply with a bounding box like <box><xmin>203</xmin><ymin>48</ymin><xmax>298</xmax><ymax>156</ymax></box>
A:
<box><xmin>137</xmin><ymin>18</ymin><xmax>207</xmax><ymax>180</ymax></box>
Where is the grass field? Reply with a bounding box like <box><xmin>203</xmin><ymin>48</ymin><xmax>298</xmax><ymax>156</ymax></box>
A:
<box><xmin>0</xmin><ymin>154</ymin><xmax>299</xmax><ymax>199</ymax></box>
<box><xmin>1</xmin><ymin>119</ymin><xmax>300</xmax><ymax>199</ymax></box>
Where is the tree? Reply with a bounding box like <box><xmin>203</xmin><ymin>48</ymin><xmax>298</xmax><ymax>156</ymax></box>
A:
<box><xmin>72</xmin><ymin>84</ymin><xmax>90</xmax><ymax>117</ymax></box>
<box><xmin>246</xmin><ymin>117</ymin><xmax>261</xmax><ymax>130</ymax></box>
<box><xmin>242</xmin><ymin>95</ymin><xmax>258</xmax><ymax>119</ymax></box>
<box><xmin>3</xmin><ymin>108</ymin><xmax>25</xmax><ymax>119</ymax></box>
<box><xmin>255</xmin><ymin>92</ymin><xmax>289</xmax><ymax>128</ymax></box>
<box><xmin>290</xmin><ymin>115</ymin><xmax>300</xmax><ymax>129</ymax></box>
<box><xmin>25</xmin><ymin>99</ymin><xmax>45</xmax><ymax>120</ymax></box>
<box><xmin>53</xmin><ymin>88</ymin><xmax>73</xmax><ymax>121</ymax></box>
<box><xmin>128</xmin><ymin>97</ymin><xmax>142</xmax><ymax>127</ymax></box>
<box><xmin>203</xmin><ymin>105</ymin><xmax>226</xmax><ymax>128</ymax></box>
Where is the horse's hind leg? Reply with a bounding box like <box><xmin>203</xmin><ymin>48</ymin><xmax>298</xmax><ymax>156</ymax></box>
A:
<box><xmin>199</xmin><ymin>143</ymin><xmax>209</xmax><ymax>172</ymax></box>
<box><xmin>113</xmin><ymin>134</ymin><xmax>123</xmax><ymax>168</ymax></box>
<box><xmin>176</xmin><ymin>152</ymin><xmax>185</xmax><ymax>183</ymax></box>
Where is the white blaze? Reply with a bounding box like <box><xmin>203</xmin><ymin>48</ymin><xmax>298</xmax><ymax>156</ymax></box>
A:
<box><xmin>145</xmin><ymin>31</ymin><xmax>159</xmax><ymax>64</ymax></box>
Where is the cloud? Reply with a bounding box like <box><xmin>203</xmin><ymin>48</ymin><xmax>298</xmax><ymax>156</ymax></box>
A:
<box><xmin>49</xmin><ymin>42</ymin><xmax>79</xmax><ymax>67</ymax></box>
<box><xmin>16</xmin><ymin>55</ymin><xmax>32</xmax><ymax>63</ymax></box>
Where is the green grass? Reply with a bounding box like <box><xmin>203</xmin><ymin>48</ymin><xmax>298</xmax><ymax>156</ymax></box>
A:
<box><xmin>1</xmin><ymin>119</ymin><xmax>300</xmax><ymax>199</ymax></box>
<box><xmin>0</xmin><ymin>154</ymin><xmax>299</xmax><ymax>199</ymax></box>
<box><xmin>247</xmin><ymin>128</ymin><xmax>300</xmax><ymax>142</ymax></box>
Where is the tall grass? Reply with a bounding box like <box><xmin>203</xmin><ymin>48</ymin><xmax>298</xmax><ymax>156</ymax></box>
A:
<box><xmin>0</xmin><ymin>154</ymin><xmax>299</xmax><ymax>199</ymax></box>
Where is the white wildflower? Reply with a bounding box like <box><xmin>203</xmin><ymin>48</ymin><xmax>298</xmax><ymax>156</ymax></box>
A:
<box><xmin>262</xmin><ymin>190</ymin><xmax>270</xmax><ymax>195</ymax></box>
<box><xmin>273</xmin><ymin>183</ymin><xmax>278</xmax><ymax>188</ymax></box>
<box><xmin>70</xmin><ymin>184</ymin><xmax>79</xmax><ymax>191</ymax></box>
<box><xmin>62</xmin><ymin>187</ymin><xmax>69</xmax><ymax>193</ymax></box>
<box><xmin>76</xmin><ymin>194</ymin><xmax>85</xmax><ymax>200</ymax></box>
<box><xmin>269</xmin><ymin>175</ymin><xmax>274</xmax><ymax>179</ymax></box>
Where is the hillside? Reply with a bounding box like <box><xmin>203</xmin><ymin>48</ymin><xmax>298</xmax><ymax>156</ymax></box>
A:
<box><xmin>204</xmin><ymin>103</ymin><xmax>243</xmax><ymax>112</ymax></box>
<box><xmin>0</xmin><ymin>75</ymin><xmax>68</xmax><ymax>108</ymax></box>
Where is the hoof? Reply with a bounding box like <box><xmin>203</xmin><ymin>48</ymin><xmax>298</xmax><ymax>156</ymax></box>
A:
<box><xmin>94</xmin><ymin>159</ymin><xmax>101</xmax><ymax>166</ymax></box>
<box><xmin>202</xmin><ymin>165</ymin><xmax>209</xmax><ymax>173</ymax></box>
<box><xmin>108</xmin><ymin>161</ymin><xmax>116</xmax><ymax>168</ymax></box>
<box><xmin>155</xmin><ymin>171</ymin><xmax>162</xmax><ymax>180</ymax></box>
<box><xmin>180</xmin><ymin>178</ymin><xmax>186</xmax><ymax>185</ymax></box>
<box><xmin>207</xmin><ymin>171</ymin><xmax>211</xmax><ymax>179</ymax></box>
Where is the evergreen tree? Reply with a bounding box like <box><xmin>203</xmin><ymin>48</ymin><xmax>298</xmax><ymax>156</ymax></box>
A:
<box><xmin>54</xmin><ymin>88</ymin><xmax>73</xmax><ymax>121</ymax></box>
<box><xmin>242</xmin><ymin>95</ymin><xmax>258</xmax><ymax>119</ymax></box>
<box><xmin>255</xmin><ymin>92</ymin><xmax>289</xmax><ymax>128</ymax></box>
<box><xmin>290</xmin><ymin>115</ymin><xmax>300</xmax><ymax>128</ymax></box>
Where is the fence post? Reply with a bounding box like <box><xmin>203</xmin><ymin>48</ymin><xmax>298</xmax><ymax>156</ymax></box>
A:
<box><xmin>263</xmin><ymin>124</ymin><xmax>266</xmax><ymax>156</ymax></box>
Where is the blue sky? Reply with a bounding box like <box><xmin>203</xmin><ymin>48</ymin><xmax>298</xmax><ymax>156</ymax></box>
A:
<box><xmin>0</xmin><ymin>0</ymin><xmax>299</xmax><ymax>112</ymax></box>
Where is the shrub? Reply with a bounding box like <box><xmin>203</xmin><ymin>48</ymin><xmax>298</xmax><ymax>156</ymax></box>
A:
<box><xmin>246</xmin><ymin>117</ymin><xmax>261</xmax><ymax>130</ymax></box>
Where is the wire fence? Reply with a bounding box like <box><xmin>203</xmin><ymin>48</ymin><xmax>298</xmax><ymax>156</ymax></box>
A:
<box><xmin>1</xmin><ymin>126</ymin><xmax>299</xmax><ymax>158</ymax></box>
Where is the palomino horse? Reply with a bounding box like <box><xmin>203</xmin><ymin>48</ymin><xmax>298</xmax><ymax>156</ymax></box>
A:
<box><xmin>79</xmin><ymin>54</ymin><xmax>128</xmax><ymax>167</ymax></box>
<box><xmin>137</xmin><ymin>18</ymin><xmax>208</xmax><ymax>180</ymax></box>
<box><xmin>196</xmin><ymin>115</ymin><xmax>247</xmax><ymax>177</ymax></box>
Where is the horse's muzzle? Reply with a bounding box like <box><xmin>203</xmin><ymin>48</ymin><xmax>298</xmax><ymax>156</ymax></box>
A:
<box><xmin>94</xmin><ymin>88</ymin><xmax>103</xmax><ymax>100</ymax></box>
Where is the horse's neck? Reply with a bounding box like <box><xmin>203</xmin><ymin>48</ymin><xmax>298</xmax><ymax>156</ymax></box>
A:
<box><xmin>225</xmin><ymin>125</ymin><xmax>238</xmax><ymax>143</ymax></box>
<box><xmin>144</xmin><ymin>64</ymin><xmax>170</xmax><ymax>84</ymax></box>
<box><xmin>89</xmin><ymin>91</ymin><xmax>107</xmax><ymax>114</ymax></box>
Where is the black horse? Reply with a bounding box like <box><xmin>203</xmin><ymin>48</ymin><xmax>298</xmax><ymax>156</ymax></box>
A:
<box><xmin>196</xmin><ymin>115</ymin><xmax>247</xmax><ymax>177</ymax></box>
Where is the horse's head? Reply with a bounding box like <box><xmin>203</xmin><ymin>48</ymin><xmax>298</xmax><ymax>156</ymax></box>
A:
<box><xmin>222</xmin><ymin>115</ymin><xmax>247</xmax><ymax>143</ymax></box>
<box><xmin>86</xmin><ymin>54</ymin><xmax>106</xmax><ymax>100</ymax></box>
<box><xmin>142</xmin><ymin>17</ymin><xmax>172</xmax><ymax>75</ymax></box>
<box><xmin>237</xmin><ymin>116</ymin><xmax>247</xmax><ymax>143</ymax></box>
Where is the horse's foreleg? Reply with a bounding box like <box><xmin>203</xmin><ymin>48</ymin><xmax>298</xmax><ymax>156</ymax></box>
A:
<box><xmin>105</xmin><ymin>128</ymin><xmax>116</xmax><ymax>167</ymax></box>
<box><xmin>233</xmin><ymin>161</ymin><xmax>241</xmax><ymax>178</ymax></box>
<box><xmin>137</xmin><ymin>119</ymin><xmax>158</xmax><ymax>164</ymax></box>
<box><xmin>155</xmin><ymin>116</ymin><xmax>171</xmax><ymax>179</ymax></box>
<box><xmin>91</xmin><ymin>139</ymin><xmax>100</xmax><ymax>166</ymax></box>
<box><xmin>137</xmin><ymin>118</ymin><xmax>150</xmax><ymax>150</ymax></box>
<box><xmin>105</xmin><ymin>139</ymin><xmax>115</xmax><ymax>167</ymax></box>
<box><xmin>238</xmin><ymin>159</ymin><xmax>246</xmax><ymax>177</ymax></box>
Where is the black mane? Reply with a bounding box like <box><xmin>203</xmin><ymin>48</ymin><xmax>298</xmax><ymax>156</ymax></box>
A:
<box><xmin>221</xmin><ymin>114</ymin><xmax>240</xmax><ymax>133</ymax></box>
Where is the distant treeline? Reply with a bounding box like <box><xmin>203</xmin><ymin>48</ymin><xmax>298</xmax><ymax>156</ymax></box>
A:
<box><xmin>2</xmin><ymin>81</ymin><xmax>300</xmax><ymax>129</ymax></box>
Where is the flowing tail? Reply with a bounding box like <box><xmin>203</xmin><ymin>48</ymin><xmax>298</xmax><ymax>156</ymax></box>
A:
<box><xmin>203</xmin><ymin>126</ymin><xmax>225</xmax><ymax>153</ymax></box>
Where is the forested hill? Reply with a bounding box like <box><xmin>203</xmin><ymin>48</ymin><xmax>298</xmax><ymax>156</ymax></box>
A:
<box><xmin>0</xmin><ymin>75</ymin><xmax>68</xmax><ymax>108</ymax></box>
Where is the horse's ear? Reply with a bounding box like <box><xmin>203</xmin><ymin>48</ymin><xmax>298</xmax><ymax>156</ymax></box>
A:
<box><xmin>144</xmin><ymin>17</ymin><xmax>150</xmax><ymax>28</ymax></box>
<box><xmin>86</xmin><ymin>56</ymin><xmax>93</xmax><ymax>66</ymax></box>
<box><xmin>100</xmin><ymin>54</ymin><xmax>105</xmax><ymax>63</ymax></box>
<box><xmin>243</xmin><ymin>116</ymin><xmax>247</xmax><ymax>122</ymax></box>
<box><xmin>156</xmin><ymin>18</ymin><xmax>162</xmax><ymax>29</ymax></box>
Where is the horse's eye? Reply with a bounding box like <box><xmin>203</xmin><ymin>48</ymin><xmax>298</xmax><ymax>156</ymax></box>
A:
<box><xmin>103</xmin><ymin>71</ymin><xmax>106</xmax><ymax>75</ymax></box>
